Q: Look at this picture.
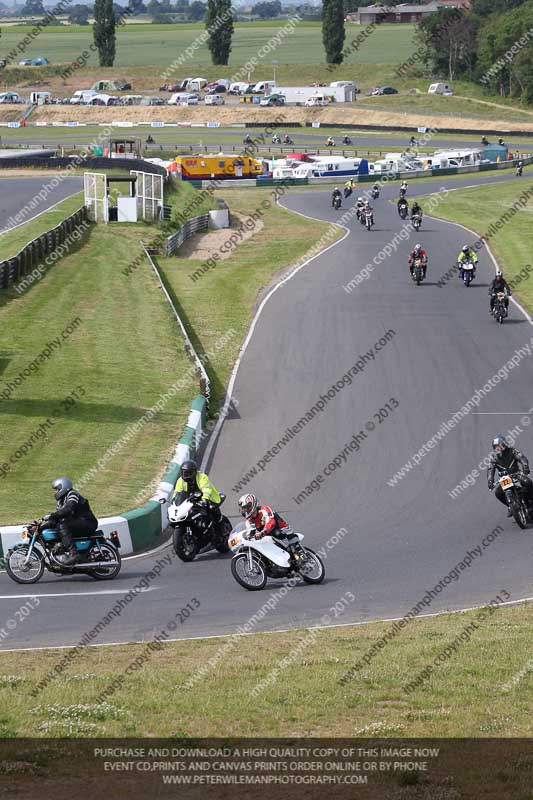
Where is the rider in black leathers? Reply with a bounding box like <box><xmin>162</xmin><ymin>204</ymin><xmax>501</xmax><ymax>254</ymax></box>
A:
<box><xmin>487</xmin><ymin>436</ymin><xmax>533</xmax><ymax>515</ymax></box>
<box><xmin>489</xmin><ymin>271</ymin><xmax>512</xmax><ymax>312</ymax></box>
<box><xmin>44</xmin><ymin>477</ymin><xmax>98</xmax><ymax>564</ymax></box>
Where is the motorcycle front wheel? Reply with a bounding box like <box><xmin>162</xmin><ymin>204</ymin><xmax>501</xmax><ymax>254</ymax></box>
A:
<box><xmin>5</xmin><ymin>546</ymin><xmax>44</xmax><ymax>584</ymax></box>
<box><xmin>299</xmin><ymin>548</ymin><xmax>325</xmax><ymax>584</ymax></box>
<box><xmin>231</xmin><ymin>552</ymin><xmax>267</xmax><ymax>590</ymax></box>
<box><xmin>173</xmin><ymin>526</ymin><xmax>199</xmax><ymax>562</ymax></box>
<box><xmin>90</xmin><ymin>542</ymin><xmax>122</xmax><ymax>580</ymax></box>
<box><xmin>512</xmin><ymin>500</ymin><xmax>527</xmax><ymax>529</ymax></box>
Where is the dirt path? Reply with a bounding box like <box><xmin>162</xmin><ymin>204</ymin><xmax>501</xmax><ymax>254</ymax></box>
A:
<box><xmin>176</xmin><ymin>211</ymin><xmax>263</xmax><ymax>261</ymax></box>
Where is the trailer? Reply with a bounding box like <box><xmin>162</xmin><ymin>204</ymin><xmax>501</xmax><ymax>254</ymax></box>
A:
<box><xmin>277</xmin><ymin>85</ymin><xmax>355</xmax><ymax>104</ymax></box>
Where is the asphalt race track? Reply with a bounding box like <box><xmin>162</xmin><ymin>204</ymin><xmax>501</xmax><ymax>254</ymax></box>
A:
<box><xmin>0</xmin><ymin>176</ymin><xmax>83</xmax><ymax>234</ymax></box>
<box><xmin>1</xmin><ymin>172</ymin><xmax>532</xmax><ymax>651</ymax></box>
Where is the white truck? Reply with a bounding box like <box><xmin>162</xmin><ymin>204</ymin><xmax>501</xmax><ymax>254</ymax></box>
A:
<box><xmin>277</xmin><ymin>85</ymin><xmax>355</xmax><ymax>104</ymax></box>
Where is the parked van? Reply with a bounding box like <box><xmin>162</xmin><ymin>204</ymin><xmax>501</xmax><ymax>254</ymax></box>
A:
<box><xmin>205</xmin><ymin>94</ymin><xmax>225</xmax><ymax>105</ymax></box>
<box><xmin>428</xmin><ymin>82</ymin><xmax>452</xmax><ymax>95</ymax></box>
<box><xmin>70</xmin><ymin>89</ymin><xmax>97</xmax><ymax>104</ymax></box>
<box><xmin>91</xmin><ymin>93</ymin><xmax>119</xmax><ymax>106</ymax></box>
<box><xmin>304</xmin><ymin>95</ymin><xmax>328</xmax><ymax>107</ymax></box>
<box><xmin>187</xmin><ymin>77</ymin><xmax>208</xmax><ymax>92</ymax></box>
<box><xmin>252</xmin><ymin>80</ymin><xmax>276</xmax><ymax>94</ymax></box>
<box><xmin>30</xmin><ymin>91</ymin><xmax>52</xmax><ymax>104</ymax></box>
<box><xmin>178</xmin><ymin>77</ymin><xmax>193</xmax><ymax>90</ymax></box>
<box><xmin>329</xmin><ymin>80</ymin><xmax>355</xmax><ymax>88</ymax></box>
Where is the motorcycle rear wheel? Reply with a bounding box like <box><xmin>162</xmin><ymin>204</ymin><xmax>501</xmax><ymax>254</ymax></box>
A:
<box><xmin>231</xmin><ymin>552</ymin><xmax>267</xmax><ymax>590</ymax></box>
<box><xmin>173</xmin><ymin>526</ymin><xmax>199</xmax><ymax>562</ymax></box>
<box><xmin>90</xmin><ymin>542</ymin><xmax>122</xmax><ymax>580</ymax></box>
<box><xmin>6</xmin><ymin>546</ymin><xmax>44</xmax><ymax>584</ymax></box>
<box><xmin>215</xmin><ymin>518</ymin><xmax>231</xmax><ymax>554</ymax></box>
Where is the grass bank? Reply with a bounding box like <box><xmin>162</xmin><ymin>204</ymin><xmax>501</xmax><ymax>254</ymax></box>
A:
<box><xmin>0</xmin><ymin>191</ymin><xmax>84</xmax><ymax>261</ymax></box>
<box><xmin>0</xmin><ymin>601</ymin><xmax>530</xmax><ymax>736</ymax></box>
<box><xmin>418</xmin><ymin>176</ymin><xmax>533</xmax><ymax>311</ymax></box>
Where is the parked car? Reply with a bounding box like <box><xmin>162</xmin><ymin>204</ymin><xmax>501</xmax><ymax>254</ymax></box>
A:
<box><xmin>205</xmin><ymin>94</ymin><xmax>225</xmax><ymax>105</ymax></box>
<box><xmin>159</xmin><ymin>83</ymin><xmax>180</xmax><ymax>92</ymax></box>
<box><xmin>0</xmin><ymin>59</ymin><xmax>6</xmax><ymax>69</ymax></box>
<box><xmin>260</xmin><ymin>93</ymin><xmax>285</xmax><ymax>106</ymax></box>
<box><xmin>19</xmin><ymin>59</ymin><xmax>32</xmax><ymax>66</ymax></box>
<box><xmin>370</xmin><ymin>86</ymin><xmax>398</xmax><ymax>96</ymax></box>
<box><xmin>0</xmin><ymin>92</ymin><xmax>22</xmax><ymax>104</ymax></box>
<box><xmin>115</xmin><ymin>81</ymin><xmax>132</xmax><ymax>90</ymax></box>
<box><xmin>207</xmin><ymin>85</ymin><xmax>227</xmax><ymax>94</ymax></box>
<box><xmin>149</xmin><ymin>96</ymin><xmax>165</xmax><ymax>105</ymax></box>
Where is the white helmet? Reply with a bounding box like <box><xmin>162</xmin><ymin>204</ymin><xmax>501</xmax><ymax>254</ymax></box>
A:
<box><xmin>238</xmin><ymin>493</ymin><xmax>258</xmax><ymax>519</ymax></box>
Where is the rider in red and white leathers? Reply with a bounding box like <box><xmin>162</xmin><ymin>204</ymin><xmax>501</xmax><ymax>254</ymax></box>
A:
<box><xmin>238</xmin><ymin>493</ymin><xmax>303</xmax><ymax>560</ymax></box>
<box><xmin>408</xmin><ymin>243</ymin><xmax>428</xmax><ymax>279</ymax></box>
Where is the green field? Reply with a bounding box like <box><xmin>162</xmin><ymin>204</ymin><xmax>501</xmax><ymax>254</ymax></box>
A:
<box><xmin>0</xmin><ymin>601</ymin><xmax>530</xmax><ymax>737</ymax></box>
<box><xmin>0</xmin><ymin>21</ymin><xmax>416</xmax><ymax>68</ymax></box>
<box><xmin>419</xmin><ymin>177</ymin><xmax>533</xmax><ymax>310</ymax></box>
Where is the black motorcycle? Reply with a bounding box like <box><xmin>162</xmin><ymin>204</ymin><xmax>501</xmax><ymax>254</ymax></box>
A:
<box><xmin>342</xmin><ymin>136</ymin><xmax>352</xmax><ymax>145</ymax></box>
<box><xmin>492</xmin><ymin>291</ymin><xmax>508</xmax><ymax>324</ymax></box>
<box><xmin>5</xmin><ymin>519</ymin><xmax>121</xmax><ymax>584</ymax></box>
<box><xmin>344</xmin><ymin>186</ymin><xmax>353</xmax><ymax>199</ymax></box>
<box><xmin>399</xmin><ymin>204</ymin><xmax>408</xmax><ymax>220</ymax></box>
<box><xmin>412</xmin><ymin>213</ymin><xmax>422</xmax><ymax>231</ymax></box>
<box><xmin>167</xmin><ymin>491</ymin><xmax>231</xmax><ymax>562</ymax></box>
<box><xmin>496</xmin><ymin>473</ymin><xmax>533</xmax><ymax>528</ymax></box>
<box><xmin>333</xmin><ymin>195</ymin><xmax>342</xmax><ymax>210</ymax></box>
<box><xmin>372</xmin><ymin>187</ymin><xmax>380</xmax><ymax>199</ymax></box>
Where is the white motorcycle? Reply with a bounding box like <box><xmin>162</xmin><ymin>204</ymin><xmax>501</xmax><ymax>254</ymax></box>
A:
<box><xmin>228</xmin><ymin>521</ymin><xmax>325</xmax><ymax>591</ymax></box>
<box><xmin>167</xmin><ymin>491</ymin><xmax>231</xmax><ymax>562</ymax></box>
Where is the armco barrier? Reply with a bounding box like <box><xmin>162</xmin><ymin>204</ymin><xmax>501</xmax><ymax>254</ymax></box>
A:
<box><xmin>0</xmin><ymin>207</ymin><xmax>89</xmax><ymax>291</ymax></box>
<box><xmin>0</xmin><ymin>394</ymin><xmax>208</xmax><ymax>562</ymax></box>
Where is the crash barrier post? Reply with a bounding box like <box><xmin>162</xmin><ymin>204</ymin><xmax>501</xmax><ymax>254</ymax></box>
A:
<box><xmin>0</xmin><ymin>394</ymin><xmax>208</xmax><ymax>560</ymax></box>
<box><xmin>0</xmin><ymin>207</ymin><xmax>89</xmax><ymax>292</ymax></box>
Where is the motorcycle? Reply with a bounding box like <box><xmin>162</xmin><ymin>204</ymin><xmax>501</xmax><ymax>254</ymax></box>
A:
<box><xmin>333</xmin><ymin>195</ymin><xmax>341</xmax><ymax>210</ymax></box>
<box><xmin>326</xmin><ymin>139</ymin><xmax>335</xmax><ymax>147</ymax></box>
<box><xmin>272</xmin><ymin>136</ymin><xmax>281</xmax><ymax>145</ymax></box>
<box><xmin>399</xmin><ymin>204</ymin><xmax>408</xmax><ymax>220</ymax></box>
<box><xmin>364</xmin><ymin>208</ymin><xmax>374</xmax><ymax>231</ymax></box>
<box><xmin>412</xmin><ymin>257</ymin><xmax>425</xmax><ymax>286</ymax></box>
<box><xmin>167</xmin><ymin>491</ymin><xmax>231</xmax><ymax>562</ymax></box>
<box><xmin>228</xmin><ymin>521</ymin><xmax>325</xmax><ymax>591</ymax></box>
<box><xmin>342</xmin><ymin>136</ymin><xmax>352</xmax><ymax>145</ymax></box>
<box><xmin>460</xmin><ymin>259</ymin><xmax>475</xmax><ymax>286</ymax></box>
<box><xmin>5</xmin><ymin>520</ymin><xmax>121</xmax><ymax>584</ymax></box>
<box><xmin>283</xmin><ymin>137</ymin><xmax>293</xmax><ymax>145</ymax></box>
<box><xmin>372</xmin><ymin>187</ymin><xmax>380</xmax><ymax>199</ymax></box>
<box><xmin>516</xmin><ymin>166</ymin><xmax>523</xmax><ymax>177</ymax></box>
<box><xmin>399</xmin><ymin>187</ymin><xmax>407</xmax><ymax>199</ymax></box>
<box><xmin>412</xmin><ymin>213</ymin><xmax>422</xmax><ymax>232</ymax></box>
<box><xmin>344</xmin><ymin>186</ymin><xmax>353</xmax><ymax>199</ymax></box>
<box><xmin>496</xmin><ymin>473</ymin><xmax>533</xmax><ymax>529</ymax></box>
<box><xmin>493</xmin><ymin>291</ymin><xmax>508</xmax><ymax>323</ymax></box>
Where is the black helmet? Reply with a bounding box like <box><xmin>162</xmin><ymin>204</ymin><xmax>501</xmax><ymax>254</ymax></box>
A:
<box><xmin>492</xmin><ymin>435</ymin><xmax>509</xmax><ymax>454</ymax></box>
<box><xmin>180</xmin><ymin>459</ymin><xmax>198</xmax><ymax>483</ymax></box>
<box><xmin>52</xmin><ymin>477</ymin><xmax>72</xmax><ymax>501</ymax></box>
<box><xmin>462</xmin><ymin>245</ymin><xmax>470</xmax><ymax>253</ymax></box>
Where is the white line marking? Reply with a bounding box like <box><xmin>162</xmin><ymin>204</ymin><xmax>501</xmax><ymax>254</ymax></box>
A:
<box><xmin>0</xmin><ymin>588</ymin><xmax>155</xmax><ymax>600</ymax></box>
<box><xmin>1</xmin><ymin>596</ymin><xmax>531</xmax><ymax>654</ymax></box>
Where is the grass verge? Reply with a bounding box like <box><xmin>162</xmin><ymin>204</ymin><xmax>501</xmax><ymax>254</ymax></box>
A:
<box><xmin>417</xmin><ymin>176</ymin><xmax>533</xmax><ymax>311</ymax></box>
<box><xmin>0</xmin><ymin>215</ymin><xmax>197</xmax><ymax>521</ymax></box>
<box><xmin>0</xmin><ymin>601</ymin><xmax>530</xmax><ymax>736</ymax></box>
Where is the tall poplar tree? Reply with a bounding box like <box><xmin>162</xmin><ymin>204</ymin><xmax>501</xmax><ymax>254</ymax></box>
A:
<box><xmin>94</xmin><ymin>0</ymin><xmax>117</xmax><ymax>67</ymax></box>
<box><xmin>322</xmin><ymin>0</ymin><xmax>345</xmax><ymax>65</ymax></box>
<box><xmin>205</xmin><ymin>0</ymin><xmax>234</xmax><ymax>65</ymax></box>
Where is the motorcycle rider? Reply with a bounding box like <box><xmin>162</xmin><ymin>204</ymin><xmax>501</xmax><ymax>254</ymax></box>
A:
<box><xmin>408</xmin><ymin>243</ymin><xmax>428</xmax><ymax>279</ymax></box>
<box><xmin>43</xmin><ymin>477</ymin><xmax>98</xmax><ymax>565</ymax></box>
<box><xmin>516</xmin><ymin>160</ymin><xmax>523</xmax><ymax>177</ymax></box>
<box><xmin>409</xmin><ymin>136</ymin><xmax>417</xmax><ymax>147</ymax></box>
<box><xmin>332</xmin><ymin>186</ymin><xmax>342</xmax><ymax>207</ymax></box>
<box><xmin>326</xmin><ymin>136</ymin><xmax>335</xmax><ymax>147</ymax></box>
<box><xmin>397</xmin><ymin>196</ymin><xmax>409</xmax><ymax>217</ymax></box>
<box><xmin>372</xmin><ymin>182</ymin><xmax>380</xmax><ymax>197</ymax></box>
<box><xmin>342</xmin><ymin>135</ymin><xmax>351</xmax><ymax>145</ymax></box>
<box><xmin>272</xmin><ymin>133</ymin><xmax>281</xmax><ymax>144</ymax></box>
<box><xmin>363</xmin><ymin>199</ymin><xmax>374</xmax><ymax>226</ymax></box>
<box><xmin>238</xmin><ymin>493</ymin><xmax>304</xmax><ymax>562</ymax></box>
<box><xmin>173</xmin><ymin>459</ymin><xmax>222</xmax><ymax>527</ymax></box>
<box><xmin>283</xmin><ymin>133</ymin><xmax>292</xmax><ymax>144</ymax></box>
<box><xmin>243</xmin><ymin>134</ymin><xmax>253</xmax><ymax>145</ymax></box>
<box><xmin>399</xmin><ymin>181</ymin><xmax>408</xmax><ymax>198</ymax></box>
<box><xmin>481</xmin><ymin>136</ymin><xmax>489</xmax><ymax>146</ymax></box>
<box><xmin>489</xmin><ymin>270</ymin><xmax>512</xmax><ymax>313</ymax></box>
<box><xmin>411</xmin><ymin>200</ymin><xmax>423</xmax><ymax>220</ymax></box>
<box><xmin>487</xmin><ymin>435</ymin><xmax>533</xmax><ymax>515</ymax></box>
<box><xmin>344</xmin><ymin>178</ymin><xmax>356</xmax><ymax>192</ymax></box>
<box><xmin>457</xmin><ymin>244</ymin><xmax>479</xmax><ymax>279</ymax></box>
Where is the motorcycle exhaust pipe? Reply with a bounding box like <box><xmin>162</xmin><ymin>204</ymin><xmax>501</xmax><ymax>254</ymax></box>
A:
<box><xmin>53</xmin><ymin>560</ymin><xmax>119</xmax><ymax>569</ymax></box>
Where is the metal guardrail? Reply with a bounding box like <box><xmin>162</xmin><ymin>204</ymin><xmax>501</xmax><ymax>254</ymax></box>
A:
<box><xmin>0</xmin><ymin>206</ymin><xmax>88</xmax><ymax>291</ymax></box>
<box><xmin>142</xmin><ymin>243</ymin><xmax>210</xmax><ymax>400</ymax></box>
<box><xmin>163</xmin><ymin>212</ymin><xmax>209</xmax><ymax>256</ymax></box>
